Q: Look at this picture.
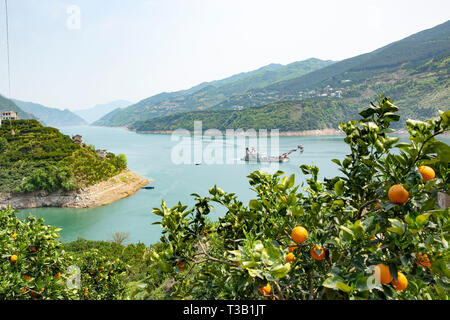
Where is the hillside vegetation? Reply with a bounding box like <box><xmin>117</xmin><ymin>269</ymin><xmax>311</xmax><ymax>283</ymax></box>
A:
<box><xmin>93</xmin><ymin>59</ymin><xmax>333</xmax><ymax>127</ymax></box>
<box><xmin>0</xmin><ymin>120</ymin><xmax>127</xmax><ymax>193</ymax></box>
<box><xmin>130</xmin><ymin>100</ymin><xmax>356</xmax><ymax>132</ymax></box>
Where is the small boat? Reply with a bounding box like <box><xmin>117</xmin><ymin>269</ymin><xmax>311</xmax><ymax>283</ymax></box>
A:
<box><xmin>142</xmin><ymin>185</ymin><xmax>154</xmax><ymax>190</ymax></box>
<box><xmin>243</xmin><ymin>145</ymin><xmax>304</xmax><ymax>163</ymax></box>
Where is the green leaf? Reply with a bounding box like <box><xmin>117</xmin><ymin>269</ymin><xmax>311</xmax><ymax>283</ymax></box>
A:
<box><xmin>440</xmin><ymin>110</ymin><xmax>450</xmax><ymax>125</ymax></box>
<box><xmin>416</xmin><ymin>212</ymin><xmax>431</xmax><ymax>226</ymax></box>
<box><xmin>286</xmin><ymin>174</ymin><xmax>295</xmax><ymax>189</ymax></box>
<box><xmin>336</xmin><ymin>282</ymin><xmax>353</xmax><ymax>293</ymax></box>
<box><xmin>334</xmin><ymin>180</ymin><xmax>344</xmax><ymax>196</ymax></box>
<box><xmin>270</xmin><ymin>263</ymin><xmax>291</xmax><ymax>279</ymax></box>
<box><xmin>322</xmin><ymin>276</ymin><xmax>344</xmax><ymax>289</ymax></box>
<box><xmin>249</xmin><ymin>200</ymin><xmax>262</xmax><ymax>211</ymax></box>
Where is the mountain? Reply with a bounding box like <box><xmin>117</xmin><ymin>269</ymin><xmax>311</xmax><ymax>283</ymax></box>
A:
<box><xmin>93</xmin><ymin>58</ymin><xmax>334</xmax><ymax>127</ymax></box>
<box><xmin>130</xmin><ymin>20</ymin><xmax>450</xmax><ymax>132</ymax></box>
<box><xmin>12</xmin><ymin>99</ymin><xmax>87</xmax><ymax>127</ymax></box>
<box><xmin>213</xmin><ymin>20</ymin><xmax>450</xmax><ymax>111</ymax></box>
<box><xmin>0</xmin><ymin>94</ymin><xmax>35</xmax><ymax>120</ymax></box>
<box><xmin>74</xmin><ymin>100</ymin><xmax>133</xmax><ymax>124</ymax></box>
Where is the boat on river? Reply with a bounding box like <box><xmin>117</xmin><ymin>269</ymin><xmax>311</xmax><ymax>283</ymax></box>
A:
<box><xmin>243</xmin><ymin>145</ymin><xmax>303</xmax><ymax>163</ymax></box>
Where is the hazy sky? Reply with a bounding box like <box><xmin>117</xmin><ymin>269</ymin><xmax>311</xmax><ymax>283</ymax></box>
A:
<box><xmin>0</xmin><ymin>0</ymin><xmax>449</xmax><ymax>110</ymax></box>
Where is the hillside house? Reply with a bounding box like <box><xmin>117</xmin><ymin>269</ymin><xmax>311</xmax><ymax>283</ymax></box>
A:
<box><xmin>72</xmin><ymin>134</ymin><xmax>83</xmax><ymax>144</ymax></box>
<box><xmin>96</xmin><ymin>149</ymin><xmax>108</xmax><ymax>159</ymax></box>
<box><xmin>1</xmin><ymin>111</ymin><xmax>18</xmax><ymax>120</ymax></box>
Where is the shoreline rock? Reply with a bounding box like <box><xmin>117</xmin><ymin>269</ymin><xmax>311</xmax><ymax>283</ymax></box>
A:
<box><xmin>0</xmin><ymin>169</ymin><xmax>150</xmax><ymax>210</ymax></box>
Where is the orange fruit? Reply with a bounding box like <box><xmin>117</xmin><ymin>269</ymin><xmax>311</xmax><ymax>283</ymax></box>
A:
<box><xmin>415</xmin><ymin>253</ymin><xmax>431</xmax><ymax>269</ymax></box>
<box><xmin>24</xmin><ymin>276</ymin><xmax>31</xmax><ymax>280</ymax></box>
<box><xmin>55</xmin><ymin>273</ymin><xmax>61</xmax><ymax>279</ymax></box>
<box><xmin>311</xmin><ymin>245</ymin><xmax>326</xmax><ymax>260</ymax></box>
<box><xmin>31</xmin><ymin>247</ymin><xmax>37</xmax><ymax>252</ymax></box>
<box><xmin>418</xmin><ymin>166</ymin><xmax>435</xmax><ymax>182</ymax></box>
<box><xmin>281</xmin><ymin>196</ymin><xmax>286</xmax><ymax>201</ymax></box>
<box><xmin>11</xmin><ymin>233</ymin><xmax>17</xmax><ymax>239</ymax></box>
<box><xmin>373</xmin><ymin>264</ymin><xmax>393</xmax><ymax>285</ymax></box>
<box><xmin>392</xmin><ymin>272</ymin><xmax>408</xmax><ymax>291</ymax></box>
<box><xmin>388</xmin><ymin>185</ymin><xmax>409</xmax><ymax>204</ymax></box>
<box><xmin>176</xmin><ymin>260</ymin><xmax>185</xmax><ymax>271</ymax></box>
<box><xmin>84</xmin><ymin>287</ymin><xmax>88</xmax><ymax>291</ymax></box>
<box><xmin>286</xmin><ymin>253</ymin><xmax>295</xmax><ymax>263</ymax></box>
<box><xmin>101</xmin><ymin>266</ymin><xmax>105</xmax><ymax>271</ymax></box>
<box><xmin>10</xmin><ymin>255</ymin><xmax>18</xmax><ymax>263</ymax></box>
<box><xmin>258</xmin><ymin>283</ymin><xmax>271</xmax><ymax>295</ymax></box>
<box><xmin>291</xmin><ymin>226</ymin><xmax>308</xmax><ymax>244</ymax></box>
<box><xmin>288</xmin><ymin>244</ymin><xmax>297</xmax><ymax>253</ymax></box>
<box><xmin>84</xmin><ymin>292</ymin><xmax>88</xmax><ymax>297</ymax></box>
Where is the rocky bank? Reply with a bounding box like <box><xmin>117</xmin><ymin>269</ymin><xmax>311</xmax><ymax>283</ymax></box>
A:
<box><xmin>0</xmin><ymin>169</ymin><xmax>149</xmax><ymax>210</ymax></box>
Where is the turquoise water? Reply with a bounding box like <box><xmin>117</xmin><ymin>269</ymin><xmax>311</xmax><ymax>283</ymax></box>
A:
<box><xmin>16</xmin><ymin>126</ymin><xmax>446</xmax><ymax>245</ymax></box>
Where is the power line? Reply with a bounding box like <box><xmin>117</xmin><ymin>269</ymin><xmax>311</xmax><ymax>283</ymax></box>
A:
<box><xmin>4</xmin><ymin>0</ymin><xmax>11</xmax><ymax>98</ymax></box>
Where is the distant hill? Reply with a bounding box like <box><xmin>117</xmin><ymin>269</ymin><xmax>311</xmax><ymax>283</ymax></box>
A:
<box><xmin>93</xmin><ymin>58</ymin><xmax>333</xmax><ymax>127</ymax></box>
<box><xmin>74</xmin><ymin>100</ymin><xmax>133</xmax><ymax>124</ymax></box>
<box><xmin>130</xmin><ymin>20</ymin><xmax>450</xmax><ymax>133</ymax></box>
<box><xmin>13</xmin><ymin>99</ymin><xmax>87</xmax><ymax>127</ymax></box>
<box><xmin>0</xmin><ymin>94</ymin><xmax>35</xmax><ymax>120</ymax></box>
<box><xmin>214</xmin><ymin>20</ymin><xmax>450</xmax><ymax>111</ymax></box>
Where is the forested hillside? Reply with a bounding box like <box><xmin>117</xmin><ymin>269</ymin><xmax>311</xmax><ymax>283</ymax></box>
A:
<box><xmin>93</xmin><ymin>59</ymin><xmax>333</xmax><ymax>127</ymax></box>
<box><xmin>0</xmin><ymin>120</ymin><xmax>126</xmax><ymax>193</ymax></box>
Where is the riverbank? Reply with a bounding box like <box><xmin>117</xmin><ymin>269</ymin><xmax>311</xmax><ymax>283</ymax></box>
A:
<box><xmin>133</xmin><ymin>128</ymin><xmax>344</xmax><ymax>136</ymax></box>
<box><xmin>0</xmin><ymin>169</ymin><xmax>149</xmax><ymax>210</ymax></box>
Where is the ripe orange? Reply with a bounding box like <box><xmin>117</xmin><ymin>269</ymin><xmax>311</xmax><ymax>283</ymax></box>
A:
<box><xmin>373</xmin><ymin>264</ymin><xmax>393</xmax><ymax>285</ymax></box>
<box><xmin>291</xmin><ymin>226</ymin><xmax>308</xmax><ymax>244</ymax></box>
<box><xmin>10</xmin><ymin>255</ymin><xmax>18</xmax><ymax>263</ymax></box>
<box><xmin>84</xmin><ymin>292</ymin><xmax>88</xmax><ymax>297</ymax></box>
<box><xmin>281</xmin><ymin>196</ymin><xmax>286</xmax><ymax>201</ymax></box>
<box><xmin>55</xmin><ymin>273</ymin><xmax>61</xmax><ymax>279</ymax></box>
<box><xmin>101</xmin><ymin>266</ymin><xmax>105</xmax><ymax>271</ymax></box>
<box><xmin>24</xmin><ymin>276</ymin><xmax>31</xmax><ymax>280</ymax></box>
<box><xmin>288</xmin><ymin>244</ymin><xmax>297</xmax><ymax>253</ymax></box>
<box><xmin>176</xmin><ymin>260</ymin><xmax>185</xmax><ymax>271</ymax></box>
<box><xmin>415</xmin><ymin>253</ymin><xmax>431</xmax><ymax>269</ymax></box>
<box><xmin>258</xmin><ymin>283</ymin><xmax>271</xmax><ymax>295</ymax></box>
<box><xmin>31</xmin><ymin>247</ymin><xmax>37</xmax><ymax>252</ymax></box>
<box><xmin>388</xmin><ymin>185</ymin><xmax>409</xmax><ymax>204</ymax></box>
<box><xmin>311</xmin><ymin>245</ymin><xmax>326</xmax><ymax>260</ymax></box>
<box><xmin>392</xmin><ymin>272</ymin><xmax>408</xmax><ymax>291</ymax></box>
<box><xmin>286</xmin><ymin>253</ymin><xmax>295</xmax><ymax>263</ymax></box>
<box><xmin>11</xmin><ymin>233</ymin><xmax>17</xmax><ymax>239</ymax></box>
<box><xmin>418</xmin><ymin>166</ymin><xmax>435</xmax><ymax>182</ymax></box>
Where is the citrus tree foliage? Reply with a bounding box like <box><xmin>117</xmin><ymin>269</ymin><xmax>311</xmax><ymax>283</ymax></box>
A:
<box><xmin>0</xmin><ymin>207</ymin><xmax>127</xmax><ymax>300</ymax></box>
<box><xmin>148</xmin><ymin>97</ymin><xmax>449</xmax><ymax>300</ymax></box>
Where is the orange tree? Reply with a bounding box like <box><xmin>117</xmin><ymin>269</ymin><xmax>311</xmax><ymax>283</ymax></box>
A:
<box><xmin>148</xmin><ymin>97</ymin><xmax>449</xmax><ymax>300</ymax></box>
<box><xmin>0</xmin><ymin>207</ymin><xmax>128</xmax><ymax>300</ymax></box>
